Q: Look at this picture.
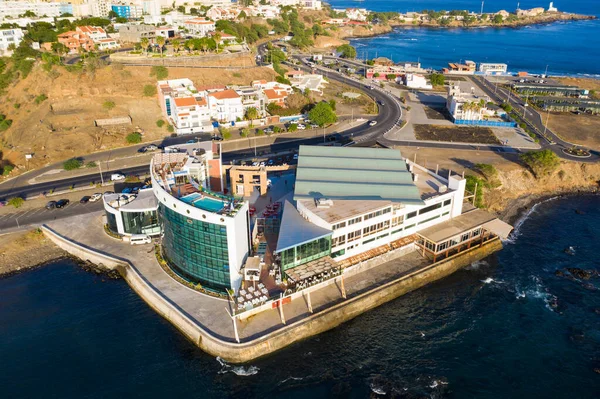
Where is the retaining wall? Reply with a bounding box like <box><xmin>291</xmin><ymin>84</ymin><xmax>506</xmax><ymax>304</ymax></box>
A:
<box><xmin>41</xmin><ymin>224</ymin><xmax>502</xmax><ymax>363</ymax></box>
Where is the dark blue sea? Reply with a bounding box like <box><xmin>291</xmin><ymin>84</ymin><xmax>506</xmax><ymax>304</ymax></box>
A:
<box><xmin>326</xmin><ymin>0</ymin><xmax>600</xmax><ymax>76</ymax></box>
<box><xmin>1</xmin><ymin>195</ymin><xmax>599</xmax><ymax>398</ymax></box>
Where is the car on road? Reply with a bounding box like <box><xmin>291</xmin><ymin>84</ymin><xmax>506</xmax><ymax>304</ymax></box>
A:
<box><xmin>45</xmin><ymin>201</ymin><xmax>57</xmax><ymax>210</ymax></box>
<box><xmin>111</xmin><ymin>173</ymin><xmax>125</xmax><ymax>181</ymax></box>
<box><xmin>146</xmin><ymin>144</ymin><xmax>158</xmax><ymax>151</ymax></box>
<box><xmin>369</xmin><ymin>120</ymin><xmax>378</xmax><ymax>126</ymax></box>
<box><xmin>80</xmin><ymin>196</ymin><xmax>91</xmax><ymax>204</ymax></box>
<box><xmin>186</xmin><ymin>139</ymin><xmax>196</xmax><ymax>144</ymax></box>
<box><xmin>56</xmin><ymin>199</ymin><xmax>70</xmax><ymax>208</ymax></box>
<box><xmin>89</xmin><ymin>193</ymin><xmax>102</xmax><ymax>202</ymax></box>
<box><xmin>138</xmin><ymin>146</ymin><xmax>148</xmax><ymax>153</ymax></box>
<box><xmin>377</xmin><ymin>101</ymin><xmax>385</xmax><ymax>106</ymax></box>
<box><xmin>211</xmin><ymin>135</ymin><xmax>223</xmax><ymax>141</ymax></box>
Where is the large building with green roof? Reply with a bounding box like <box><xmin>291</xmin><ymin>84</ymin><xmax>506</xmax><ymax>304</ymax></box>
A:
<box><xmin>275</xmin><ymin>145</ymin><xmax>468</xmax><ymax>266</ymax></box>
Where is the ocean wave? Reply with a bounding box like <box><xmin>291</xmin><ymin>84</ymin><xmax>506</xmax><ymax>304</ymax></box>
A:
<box><xmin>514</xmin><ymin>275</ymin><xmax>558</xmax><ymax>311</ymax></box>
<box><xmin>466</xmin><ymin>259</ymin><xmax>489</xmax><ymax>270</ymax></box>
<box><xmin>370</xmin><ymin>383</ymin><xmax>386</xmax><ymax>395</ymax></box>
<box><xmin>216</xmin><ymin>357</ymin><xmax>259</xmax><ymax>376</ymax></box>
<box><xmin>504</xmin><ymin>196</ymin><xmax>559</xmax><ymax>244</ymax></box>
<box><xmin>481</xmin><ymin>277</ymin><xmax>504</xmax><ymax>284</ymax></box>
<box><xmin>279</xmin><ymin>376</ymin><xmax>304</xmax><ymax>385</ymax></box>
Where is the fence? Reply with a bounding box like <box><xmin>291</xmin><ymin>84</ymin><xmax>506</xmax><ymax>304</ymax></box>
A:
<box><xmin>454</xmin><ymin>119</ymin><xmax>517</xmax><ymax>128</ymax></box>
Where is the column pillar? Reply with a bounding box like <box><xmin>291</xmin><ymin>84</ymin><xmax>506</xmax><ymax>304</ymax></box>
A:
<box><xmin>305</xmin><ymin>290</ymin><xmax>313</xmax><ymax>313</ymax></box>
<box><xmin>340</xmin><ymin>274</ymin><xmax>347</xmax><ymax>299</ymax></box>
<box><xmin>278</xmin><ymin>294</ymin><xmax>286</xmax><ymax>325</ymax></box>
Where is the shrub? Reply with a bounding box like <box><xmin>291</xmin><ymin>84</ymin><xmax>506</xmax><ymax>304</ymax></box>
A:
<box><xmin>520</xmin><ymin>149</ymin><xmax>560</xmax><ymax>178</ymax></box>
<box><xmin>475</xmin><ymin>163</ymin><xmax>498</xmax><ymax>180</ymax></box>
<box><xmin>287</xmin><ymin>123</ymin><xmax>298</xmax><ymax>132</ymax></box>
<box><xmin>143</xmin><ymin>84</ymin><xmax>157</xmax><ymax>97</ymax></box>
<box><xmin>156</xmin><ymin>119</ymin><xmax>165</xmax><ymax>128</ymax></box>
<box><xmin>220</xmin><ymin>128</ymin><xmax>232</xmax><ymax>140</ymax></box>
<box><xmin>86</xmin><ymin>161</ymin><xmax>97</xmax><ymax>168</ymax></box>
<box><xmin>150</xmin><ymin>65</ymin><xmax>168</xmax><ymax>80</ymax></box>
<box><xmin>103</xmin><ymin>100</ymin><xmax>116</xmax><ymax>111</ymax></box>
<box><xmin>240</xmin><ymin>128</ymin><xmax>250</xmax><ymax>137</ymax></box>
<box><xmin>167</xmin><ymin>125</ymin><xmax>174</xmax><ymax>133</ymax></box>
<box><xmin>34</xmin><ymin>94</ymin><xmax>48</xmax><ymax>104</ymax></box>
<box><xmin>2</xmin><ymin>165</ymin><xmax>14</xmax><ymax>176</ymax></box>
<box><xmin>63</xmin><ymin>158</ymin><xmax>83</xmax><ymax>171</ymax></box>
<box><xmin>126</xmin><ymin>132</ymin><xmax>142</xmax><ymax>144</ymax></box>
<box><xmin>8</xmin><ymin>197</ymin><xmax>24</xmax><ymax>208</ymax></box>
<box><xmin>465</xmin><ymin>175</ymin><xmax>486</xmax><ymax>208</ymax></box>
<box><xmin>255</xmin><ymin>129</ymin><xmax>264</xmax><ymax>136</ymax></box>
<box><xmin>273</xmin><ymin>126</ymin><xmax>282</xmax><ymax>133</ymax></box>
<box><xmin>430</xmin><ymin>73</ymin><xmax>445</xmax><ymax>86</ymax></box>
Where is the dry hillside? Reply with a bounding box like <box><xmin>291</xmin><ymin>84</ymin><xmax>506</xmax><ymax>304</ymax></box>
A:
<box><xmin>0</xmin><ymin>59</ymin><xmax>276</xmax><ymax>171</ymax></box>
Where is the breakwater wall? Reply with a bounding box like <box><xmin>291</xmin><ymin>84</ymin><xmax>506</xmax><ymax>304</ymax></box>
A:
<box><xmin>41</xmin><ymin>224</ymin><xmax>502</xmax><ymax>363</ymax></box>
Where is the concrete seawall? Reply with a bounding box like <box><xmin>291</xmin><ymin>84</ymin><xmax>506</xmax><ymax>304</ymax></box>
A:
<box><xmin>42</xmin><ymin>224</ymin><xmax>502</xmax><ymax>363</ymax></box>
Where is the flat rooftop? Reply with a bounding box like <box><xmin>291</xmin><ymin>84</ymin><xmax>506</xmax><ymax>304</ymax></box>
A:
<box><xmin>298</xmin><ymin>199</ymin><xmax>392</xmax><ymax>224</ymax></box>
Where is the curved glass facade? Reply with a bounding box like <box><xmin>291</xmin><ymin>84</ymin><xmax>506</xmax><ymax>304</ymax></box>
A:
<box><xmin>105</xmin><ymin>211</ymin><xmax>118</xmax><ymax>234</ymax></box>
<box><xmin>160</xmin><ymin>204</ymin><xmax>231</xmax><ymax>292</ymax></box>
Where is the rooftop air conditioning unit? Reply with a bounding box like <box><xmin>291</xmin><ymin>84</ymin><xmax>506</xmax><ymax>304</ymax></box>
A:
<box><xmin>316</xmin><ymin>198</ymin><xmax>334</xmax><ymax>208</ymax></box>
<box><xmin>438</xmin><ymin>185</ymin><xmax>448</xmax><ymax>193</ymax></box>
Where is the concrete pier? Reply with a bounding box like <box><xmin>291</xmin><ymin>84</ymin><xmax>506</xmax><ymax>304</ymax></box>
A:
<box><xmin>42</xmin><ymin>212</ymin><xmax>503</xmax><ymax>363</ymax></box>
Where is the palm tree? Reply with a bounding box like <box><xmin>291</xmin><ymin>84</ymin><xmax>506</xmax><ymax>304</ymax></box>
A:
<box><xmin>171</xmin><ymin>39</ymin><xmax>181</xmax><ymax>54</ymax></box>
<box><xmin>140</xmin><ymin>37</ymin><xmax>149</xmax><ymax>56</ymax></box>
<box><xmin>185</xmin><ymin>39</ymin><xmax>194</xmax><ymax>54</ymax></box>
<box><xmin>213</xmin><ymin>32</ymin><xmax>221</xmax><ymax>53</ymax></box>
<box><xmin>156</xmin><ymin>36</ymin><xmax>165</xmax><ymax>57</ymax></box>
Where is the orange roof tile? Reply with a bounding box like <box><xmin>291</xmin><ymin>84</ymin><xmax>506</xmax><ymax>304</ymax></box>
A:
<box><xmin>209</xmin><ymin>89</ymin><xmax>240</xmax><ymax>100</ymax></box>
<box><xmin>174</xmin><ymin>97</ymin><xmax>197</xmax><ymax>107</ymax></box>
<box><xmin>264</xmin><ymin>89</ymin><xmax>287</xmax><ymax>100</ymax></box>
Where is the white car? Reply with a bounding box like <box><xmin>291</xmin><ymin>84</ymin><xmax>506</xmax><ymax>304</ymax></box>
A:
<box><xmin>297</xmin><ymin>124</ymin><xmax>306</xmax><ymax>130</ymax></box>
<box><xmin>259</xmin><ymin>161</ymin><xmax>266</xmax><ymax>167</ymax></box>
<box><xmin>89</xmin><ymin>193</ymin><xmax>102</xmax><ymax>202</ymax></box>
<box><xmin>369</xmin><ymin>120</ymin><xmax>378</xmax><ymax>126</ymax></box>
<box><xmin>310</xmin><ymin>124</ymin><xmax>319</xmax><ymax>129</ymax></box>
<box><xmin>111</xmin><ymin>173</ymin><xmax>125</xmax><ymax>181</ymax></box>
<box><xmin>146</xmin><ymin>144</ymin><xmax>158</xmax><ymax>151</ymax></box>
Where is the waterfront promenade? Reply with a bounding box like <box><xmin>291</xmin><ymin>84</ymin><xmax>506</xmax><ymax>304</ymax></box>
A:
<box><xmin>43</xmin><ymin>211</ymin><xmax>501</xmax><ymax>361</ymax></box>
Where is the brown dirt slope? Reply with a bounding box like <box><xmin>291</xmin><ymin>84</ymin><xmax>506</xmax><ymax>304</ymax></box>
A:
<box><xmin>0</xmin><ymin>228</ymin><xmax>66</xmax><ymax>276</ymax></box>
<box><xmin>0</xmin><ymin>62</ymin><xmax>276</xmax><ymax>171</ymax></box>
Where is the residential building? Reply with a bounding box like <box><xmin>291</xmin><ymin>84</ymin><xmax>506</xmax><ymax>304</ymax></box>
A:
<box><xmin>157</xmin><ymin>78</ymin><xmax>213</xmax><ymax>135</ymax></box>
<box><xmin>184</xmin><ymin>19</ymin><xmax>216</xmax><ymax>38</ymax></box>
<box><xmin>252</xmin><ymin>80</ymin><xmax>292</xmax><ymax>107</ymax></box>
<box><xmin>206</xmin><ymin>7</ymin><xmax>239</xmax><ymax>21</ymax></box>
<box><xmin>118</xmin><ymin>24</ymin><xmax>156</xmax><ymax>42</ymax></box>
<box><xmin>207</xmin><ymin>89</ymin><xmax>244</xmax><ymax>123</ymax></box>
<box><xmin>405</xmin><ymin>73</ymin><xmax>432</xmax><ymax>90</ymax></box>
<box><xmin>478</xmin><ymin>63</ymin><xmax>508</xmax><ymax>75</ymax></box>
<box><xmin>346</xmin><ymin>8</ymin><xmax>369</xmax><ymax>21</ymax></box>
<box><xmin>150</xmin><ymin>149</ymin><xmax>249</xmax><ymax>293</ymax></box>
<box><xmin>0</xmin><ymin>1</ymin><xmax>67</xmax><ymax>19</ymax></box>
<box><xmin>58</xmin><ymin>30</ymin><xmax>95</xmax><ymax>53</ymax></box>
<box><xmin>446</xmin><ymin>84</ymin><xmax>490</xmax><ymax>121</ymax></box>
<box><xmin>232</xmin><ymin>85</ymin><xmax>266</xmax><ymax>118</ymax></box>
<box><xmin>95</xmin><ymin>37</ymin><xmax>120</xmax><ymax>50</ymax></box>
<box><xmin>111</xmin><ymin>4</ymin><xmax>144</xmax><ymax>19</ymax></box>
<box><xmin>288</xmin><ymin>73</ymin><xmax>328</xmax><ymax>95</ymax></box>
<box><xmin>103</xmin><ymin>189</ymin><xmax>160</xmax><ymax>237</ymax></box>
<box><xmin>443</xmin><ymin>61</ymin><xmax>476</xmax><ymax>75</ymax></box>
<box><xmin>76</xmin><ymin>26</ymin><xmax>108</xmax><ymax>41</ymax></box>
<box><xmin>90</xmin><ymin>0</ymin><xmax>110</xmax><ymax>17</ymax></box>
<box><xmin>0</xmin><ymin>28</ymin><xmax>23</xmax><ymax>56</ymax></box>
<box><xmin>154</xmin><ymin>26</ymin><xmax>176</xmax><ymax>39</ymax></box>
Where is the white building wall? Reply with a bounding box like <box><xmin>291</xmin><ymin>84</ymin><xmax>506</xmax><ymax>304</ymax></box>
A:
<box><xmin>0</xmin><ymin>28</ymin><xmax>23</xmax><ymax>55</ymax></box>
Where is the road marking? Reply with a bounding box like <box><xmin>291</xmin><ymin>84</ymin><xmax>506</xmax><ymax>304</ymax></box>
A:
<box><xmin>0</xmin><ymin>214</ymin><xmax>12</xmax><ymax>221</ymax></box>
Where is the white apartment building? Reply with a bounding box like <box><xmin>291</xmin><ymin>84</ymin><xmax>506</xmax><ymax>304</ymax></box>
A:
<box><xmin>95</xmin><ymin>37</ymin><xmax>120</xmax><ymax>50</ymax></box>
<box><xmin>77</xmin><ymin>25</ymin><xmax>107</xmax><ymax>41</ymax></box>
<box><xmin>0</xmin><ymin>28</ymin><xmax>23</xmax><ymax>55</ymax></box>
<box><xmin>90</xmin><ymin>0</ymin><xmax>110</xmax><ymax>17</ymax></box>
<box><xmin>405</xmin><ymin>73</ymin><xmax>432</xmax><ymax>90</ymax></box>
<box><xmin>157</xmin><ymin>79</ymin><xmax>213</xmax><ymax>135</ymax></box>
<box><xmin>206</xmin><ymin>7</ymin><xmax>239</xmax><ymax>21</ymax></box>
<box><xmin>0</xmin><ymin>1</ymin><xmax>63</xmax><ymax>19</ymax></box>
<box><xmin>446</xmin><ymin>84</ymin><xmax>490</xmax><ymax>121</ymax></box>
<box><xmin>232</xmin><ymin>85</ymin><xmax>267</xmax><ymax>118</ymax></box>
<box><xmin>478</xmin><ymin>63</ymin><xmax>508</xmax><ymax>75</ymax></box>
<box><xmin>291</xmin><ymin>146</ymin><xmax>467</xmax><ymax>261</ymax></box>
<box><xmin>207</xmin><ymin>89</ymin><xmax>244</xmax><ymax>123</ymax></box>
<box><xmin>183</xmin><ymin>19</ymin><xmax>216</xmax><ymax>37</ymax></box>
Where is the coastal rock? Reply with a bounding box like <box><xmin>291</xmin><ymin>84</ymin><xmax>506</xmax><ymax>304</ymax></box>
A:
<box><xmin>566</xmin><ymin>268</ymin><xmax>598</xmax><ymax>280</ymax></box>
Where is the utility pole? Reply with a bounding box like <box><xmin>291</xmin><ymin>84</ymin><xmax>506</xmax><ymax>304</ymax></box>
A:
<box><xmin>98</xmin><ymin>161</ymin><xmax>105</xmax><ymax>186</ymax></box>
<box><xmin>480</xmin><ymin>0</ymin><xmax>484</xmax><ymax>16</ymax></box>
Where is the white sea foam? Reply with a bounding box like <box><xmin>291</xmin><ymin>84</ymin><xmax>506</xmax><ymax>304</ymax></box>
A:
<box><xmin>216</xmin><ymin>357</ymin><xmax>259</xmax><ymax>376</ymax></box>
<box><xmin>514</xmin><ymin>276</ymin><xmax>556</xmax><ymax>311</ymax></box>
<box><xmin>505</xmin><ymin>196</ymin><xmax>559</xmax><ymax>244</ymax></box>
<box><xmin>467</xmin><ymin>259</ymin><xmax>489</xmax><ymax>270</ymax></box>
<box><xmin>370</xmin><ymin>383</ymin><xmax>386</xmax><ymax>395</ymax></box>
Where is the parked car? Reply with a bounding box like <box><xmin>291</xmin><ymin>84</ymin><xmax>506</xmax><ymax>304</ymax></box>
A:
<box><xmin>268</xmin><ymin>159</ymin><xmax>274</xmax><ymax>166</ymax></box>
<box><xmin>211</xmin><ymin>135</ymin><xmax>223</xmax><ymax>141</ymax></box>
<box><xmin>55</xmin><ymin>199</ymin><xmax>70</xmax><ymax>208</ymax></box>
<box><xmin>111</xmin><ymin>173</ymin><xmax>125</xmax><ymax>181</ymax></box>
<box><xmin>264</xmin><ymin>128</ymin><xmax>273</xmax><ymax>134</ymax></box>
<box><xmin>259</xmin><ymin>161</ymin><xmax>266</xmax><ymax>167</ymax></box>
<box><xmin>89</xmin><ymin>193</ymin><xmax>102</xmax><ymax>202</ymax></box>
<box><xmin>146</xmin><ymin>144</ymin><xmax>158</xmax><ymax>151</ymax></box>
<box><xmin>137</xmin><ymin>146</ymin><xmax>147</xmax><ymax>153</ymax></box>
<box><xmin>122</xmin><ymin>187</ymin><xmax>133</xmax><ymax>194</ymax></box>
<box><xmin>293</xmin><ymin>153</ymin><xmax>298</xmax><ymax>160</ymax></box>
<box><xmin>310</xmin><ymin>124</ymin><xmax>319</xmax><ymax>129</ymax></box>
<box><xmin>80</xmin><ymin>196</ymin><xmax>91</xmax><ymax>204</ymax></box>
<box><xmin>369</xmin><ymin>120</ymin><xmax>378</xmax><ymax>126</ymax></box>
<box><xmin>186</xmin><ymin>139</ymin><xmax>196</xmax><ymax>144</ymax></box>
<box><xmin>297</xmin><ymin>124</ymin><xmax>306</xmax><ymax>130</ymax></box>
<box><xmin>45</xmin><ymin>201</ymin><xmax>57</xmax><ymax>210</ymax></box>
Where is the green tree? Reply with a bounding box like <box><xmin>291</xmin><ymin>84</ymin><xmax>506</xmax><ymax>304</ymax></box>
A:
<box><xmin>140</xmin><ymin>37</ymin><xmax>149</xmax><ymax>55</ymax></box>
<box><xmin>108</xmin><ymin>10</ymin><xmax>119</xmax><ymax>19</ymax></box>
<box><xmin>156</xmin><ymin>119</ymin><xmax>165</xmax><ymax>127</ymax></box>
<box><xmin>329</xmin><ymin>99</ymin><xmax>336</xmax><ymax>111</ymax></box>
<box><xmin>430</xmin><ymin>73</ymin><xmax>445</xmax><ymax>86</ymax></box>
<box><xmin>126</xmin><ymin>132</ymin><xmax>142</xmax><ymax>144</ymax></box>
<box><xmin>143</xmin><ymin>84</ymin><xmax>157</xmax><ymax>97</ymax></box>
<box><xmin>336</xmin><ymin>44</ymin><xmax>357</xmax><ymax>59</ymax></box>
<box><xmin>492</xmin><ymin>14</ymin><xmax>504</xmax><ymax>24</ymax></box>
<box><xmin>156</xmin><ymin>36</ymin><xmax>166</xmax><ymax>57</ymax></box>
<box><xmin>8</xmin><ymin>197</ymin><xmax>24</xmax><ymax>208</ymax></box>
<box><xmin>308</xmin><ymin>102</ymin><xmax>337</xmax><ymax>126</ymax></box>
<box><xmin>520</xmin><ymin>150</ymin><xmax>560</xmax><ymax>177</ymax></box>
<box><xmin>63</xmin><ymin>158</ymin><xmax>83</xmax><ymax>170</ymax></box>
<box><xmin>219</xmin><ymin>127</ymin><xmax>231</xmax><ymax>139</ymax></box>
<box><xmin>171</xmin><ymin>39</ymin><xmax>181</xmax><ymax>53</ymax></box>
<box><xmin>287</xmin><ymin>123</ymin><xmax>298</xmax><ymax>132</ymax></box>
<box><xmin>245</xmin><ymin>107</ymin><xmax>259</xmax><ymax>120</ymax></box>
<box><xmin>240</xmin><ymin>128</ymin><xmax>250</xmax><ymax>137</ymax></box>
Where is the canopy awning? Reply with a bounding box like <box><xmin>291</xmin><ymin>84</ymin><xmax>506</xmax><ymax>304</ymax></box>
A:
<box><xmin>275</xmin><ymin>200</ymin><xmax>332</xmax><ymax>254</ymax></box>
<box><xmin>482</xmin><ymin>218</ymin><xmax>513</xmax><ymax>240</ymax></box>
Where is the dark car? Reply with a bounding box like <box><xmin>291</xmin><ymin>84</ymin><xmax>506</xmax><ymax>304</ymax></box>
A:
<box><xmin>56</xmin><ymin>199</ymin><xmax>70</xmax><ymax>208</ymax></box>
<box><xmin>45</xmin><ymin>201</ymin><xmax>57</xmax><ymax>210</ymax></box>
<box><xmin>137</xmin><ymin>146</ymin><xmax>147</xmax><ymax>153</ymax></box>
<box><xmin>377</xmin><ymin>100</ymin><xmax>385</xmax><ymax>106</ymax></box>
<box><xmin>211</xmin><ymin>135</ymin><xmax>223</xmax><ymax>141</ymax></box>
<box><xmin>80</xmin><ymin>196</ymin><xmax>91</xmax><ymax>204</ymax></box>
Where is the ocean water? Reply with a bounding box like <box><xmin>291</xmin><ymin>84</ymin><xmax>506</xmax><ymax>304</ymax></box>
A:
<box><xmin>1</xmin><ymin>195</ymin><xmax>599</xmax><ymax>398</ymax></box>
<box><xmin>325</xmin><ymin>0</ymin><xmax>600</xmax><ymax>76</ymax></box>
